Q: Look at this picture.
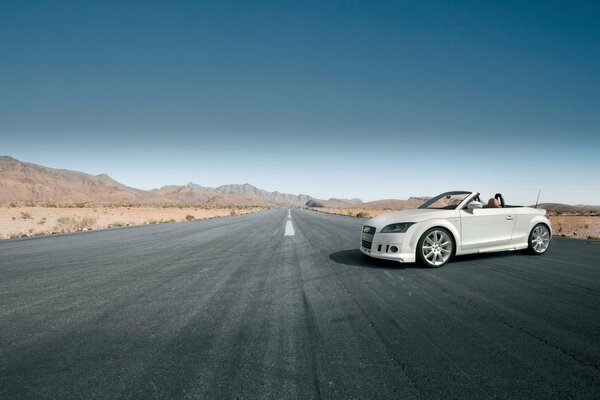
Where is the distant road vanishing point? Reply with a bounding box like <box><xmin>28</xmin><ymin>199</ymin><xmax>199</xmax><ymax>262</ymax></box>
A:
<box><xmin>1</xmin><ymin>209</ymin><xmax>599</xmax><ymax>399</ymax></box>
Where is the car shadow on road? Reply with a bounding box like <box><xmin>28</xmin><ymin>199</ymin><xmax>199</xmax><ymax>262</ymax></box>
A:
<box><xmin>330</xmin><ymin>248</ymin><xmax>537</xmax><ymax>270</ymax></box>
<box><xmin>329</xmin><ymin>249</ymin><xmax>422</xmax><ymax>269</ymax></box>
<box><xmin>452</xmin><ymin>249</ymin><xmax>535</xmax><ymax>264</ymax></box>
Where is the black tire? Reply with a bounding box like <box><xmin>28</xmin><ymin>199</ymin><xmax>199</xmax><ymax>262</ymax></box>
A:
<box><xmin>527</xmin><ymin>223</ymin><xmax>551</xmax><ymax>255</ymax></box>
<box><xmin>416</xmin><ymin>227</ymin><xmax>455</xmax><ymax>268</ymax></box>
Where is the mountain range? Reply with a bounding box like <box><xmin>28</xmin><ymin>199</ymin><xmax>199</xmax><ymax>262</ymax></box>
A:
<box><xmin>4</xmin><ymin>156</ymin><xmax>594</xmax><ymax>212</ymax></box>
<box><xmin>0</xmin><ymin>156</ymin><xmax>367</xmax><ymax>207</ymax></box>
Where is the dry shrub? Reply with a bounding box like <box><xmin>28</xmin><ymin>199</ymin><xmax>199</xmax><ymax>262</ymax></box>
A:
<box><xmin>56</xmin><ymin>216</ymin><xmax>96</xmax><ymax>232</ymax></box>
<box><xmin>185</xmin><ymin>215</ymin><xmax>195</xmax><ymax>221</ymax></box>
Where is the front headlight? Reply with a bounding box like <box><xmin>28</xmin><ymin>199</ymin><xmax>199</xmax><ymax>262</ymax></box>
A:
<box><xmin>380</xmin><ymin>222</ymin><xmax>415</xmax><ymax>233</ymax></box>
<box><xmin>362</xmin><ymin>225</ymin><xmax>376</xmax><ymax>234</ymax></box>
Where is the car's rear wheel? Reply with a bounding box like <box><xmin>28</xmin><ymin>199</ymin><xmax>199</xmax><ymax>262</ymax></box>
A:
<box><xmin>528</xmin><ymin>224</ymin><xmax>551</xmax><ymax>255</ymax></box>
<box><xmin>417</xmin><ymin>228</ymin><xmax>454</xmax><ymax>268</ymax></box>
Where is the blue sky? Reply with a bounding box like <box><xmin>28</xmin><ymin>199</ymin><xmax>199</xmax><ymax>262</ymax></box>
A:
<box><xmin>1</xmin><ymin>1</ymin><xmax>599</xmax><ymax>204</ymax></box>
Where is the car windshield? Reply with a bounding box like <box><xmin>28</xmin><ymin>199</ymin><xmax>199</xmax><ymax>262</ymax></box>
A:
<box><xmin>418</xmin><ymin>191</ymin><xmax>471</xmax><ymax>210</ymax></box>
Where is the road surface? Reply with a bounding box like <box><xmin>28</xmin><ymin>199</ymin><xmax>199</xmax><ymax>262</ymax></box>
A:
<box><xmin>1</xmin><ymin>209</ymin><xmax>599</xmax><ymax>399</ymax></box>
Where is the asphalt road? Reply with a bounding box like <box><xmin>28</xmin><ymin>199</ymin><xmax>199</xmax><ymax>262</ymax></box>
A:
<box><xmin>1</xmin><ymin>209</ymin><xmax>599</xmax><ymax>399</ymax></box>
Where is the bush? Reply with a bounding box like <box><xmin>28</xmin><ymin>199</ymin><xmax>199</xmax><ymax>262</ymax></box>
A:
<box><xmin>185</xmin><ymin>215</ymin><xmax>195</xmax><ymax>221</ymax></box>
<box><xmin>230</xmin><ymin>209</ymin><xmax>237</xmax><ymax>216</ymax></box>
<box><xmin>20</xmin><ymin>212</ymin><xmax>32</xmax><ymax>220</ymax></box>
<box><xmin>56</xmin><ymin>216</ymin><xmax>96</xmax><ymax>232</ymax></box>
<box><xmin>356</xmin><ymin>212</ymin><xmax>370</xmax><ymax>218</ymax></box>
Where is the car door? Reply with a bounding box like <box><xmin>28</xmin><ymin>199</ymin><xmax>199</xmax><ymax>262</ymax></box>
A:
<box><xmin>459</xmin><ymin>208</ymin><xmax>516</xmax><ymax>250</ymax></box>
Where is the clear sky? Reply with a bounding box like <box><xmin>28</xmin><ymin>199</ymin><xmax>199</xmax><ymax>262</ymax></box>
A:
<box><xmin>1</xmin><ymin>1</ymin><xmax>599</xmax><ymax>204</ymax></box>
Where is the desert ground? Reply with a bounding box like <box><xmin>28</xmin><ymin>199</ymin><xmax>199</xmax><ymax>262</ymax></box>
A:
<box><xmin>311</xmin><ymin>208</ymin><xmax>600</xmax><ymax>240</ymax></box>
<box><xmin>0</xmin><ymin>206</ymin><xmax>266</xmax><ymax>239</ymax></box>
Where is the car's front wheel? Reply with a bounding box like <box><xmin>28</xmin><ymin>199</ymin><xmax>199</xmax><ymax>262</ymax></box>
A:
<box><xmin>528</xmin><ymin>223</ymin><xmax>551</xmax><ymax>255</ymax></box>
<box><xmin>417</xmin><ymin>228</ymin><xmax>454</xmax><ymax>268</ymax></box>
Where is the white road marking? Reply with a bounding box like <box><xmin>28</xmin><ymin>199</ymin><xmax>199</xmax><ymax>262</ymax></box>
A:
<box><xmin>284</xmin><ymin>220</ymin><xmax>295</xmax><ymax>236</ymax></box>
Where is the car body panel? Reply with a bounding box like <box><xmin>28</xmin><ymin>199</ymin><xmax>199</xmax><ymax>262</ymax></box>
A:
<box><xmin>459</xmin><ymin>208</ymin><xmax>516</xmax><ymax>249</ymax></box>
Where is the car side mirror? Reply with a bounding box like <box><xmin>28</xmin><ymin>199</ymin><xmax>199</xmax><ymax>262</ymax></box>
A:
<box><xmin>467</xmin><ymin>201</ymin><xmax>483</xmax><ymax>213</ymax></box>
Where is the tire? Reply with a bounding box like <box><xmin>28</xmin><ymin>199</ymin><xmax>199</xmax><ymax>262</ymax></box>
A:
<box><xmin>417</xmin><ymin>227</ymin><xmax>454</xmax><ymax>268</ymax></box>
<box><xmin>528</xmin><ymin>223</ymin><xmax>551</xmax><ymax>255</ymax></box>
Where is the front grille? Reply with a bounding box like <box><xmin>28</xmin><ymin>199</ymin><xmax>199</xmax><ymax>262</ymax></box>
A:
<box><xmin>361</xmin><ymin>225</ymin><xmax>376</xmax><ymax>250</ymax></box>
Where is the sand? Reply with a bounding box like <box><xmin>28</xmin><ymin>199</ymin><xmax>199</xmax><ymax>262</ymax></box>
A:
<box><xmin>0</xmin><ymin>206</ymin><xmax>266</xmax><ymax>239</ymax></box>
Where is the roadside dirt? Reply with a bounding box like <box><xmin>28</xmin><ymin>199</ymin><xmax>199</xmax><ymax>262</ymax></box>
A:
<box><xmin>0</xmin><ymin>206</ymin><xmax>266</xmax><ymax>239</ymax></box>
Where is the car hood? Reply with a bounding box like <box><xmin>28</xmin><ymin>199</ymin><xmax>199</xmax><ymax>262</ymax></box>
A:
<box><xmin>365</xmin><ymin>209</ymin><xmax>455</xmax><ymax>230</ymax></box>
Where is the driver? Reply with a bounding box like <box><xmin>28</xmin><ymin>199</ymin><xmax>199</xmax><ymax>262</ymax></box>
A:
<box><xmin>488</xmin><ymin>197</ymin><xmax>501</xmax><ymax>208</ymax></box>
<box><xmin>487</xmin><ymin>193</ymin><xmax>504</xmax><ymax>208</ymax></box>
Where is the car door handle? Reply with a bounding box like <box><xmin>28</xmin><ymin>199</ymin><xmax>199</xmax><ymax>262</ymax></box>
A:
<box><xmin>506</xmin><ymin>216</ymin><xmax>514</xmax><ymax>220</ymax></box>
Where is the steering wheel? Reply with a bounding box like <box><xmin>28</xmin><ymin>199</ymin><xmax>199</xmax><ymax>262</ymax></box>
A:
<box><xmin>494</xmin><ymin>193</ymin><xmax>505</xmax><ymax>208</ymax></box>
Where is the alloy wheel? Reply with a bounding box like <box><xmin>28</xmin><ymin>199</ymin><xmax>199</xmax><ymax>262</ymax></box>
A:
<box><xmin>531</xmin><ymin>225</ymin><xmax>550</xmax><ymax>254</ymax></box>
<box><xmin>422</xmin><ymin>230</ymin><xmax>453</xmax><ymax>266</ymax></box>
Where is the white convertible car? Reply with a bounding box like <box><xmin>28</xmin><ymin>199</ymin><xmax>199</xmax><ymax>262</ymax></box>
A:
<box><xmin>360</xmin><ymin>191</ymin><xmax>551</xmax><ymax>267</ymax></box>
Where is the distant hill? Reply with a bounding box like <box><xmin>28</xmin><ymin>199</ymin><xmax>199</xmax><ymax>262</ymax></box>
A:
<box><xmin>320</xmin><ymin>198</ymin><xmax>364</xmax><ymax>208</ymax></box>
<box><xmin>148</xmin><ymin>183</ymin><xmax>255</xmax><ymax>206</ymax></box>
<box><xmin>305</xmin><ymin>199</ymin><xmax>325</xmax><ymax>208</ymax></box>
<box><xmin>537</xmin><ymin>203</ymin><xmax>600</xmax><ymax>215</ymax></box>
<box><xmin>0</xmin><ymin>156</ymin><xmax>336</xmax><ymax>207</ymax></box>
<box><xmin>0</xmin><ymin>156</ymin><xmax>150</xmax><ymax>205</ymax></box>
<box><xmin>151</xmin><ymin>182</ymin><xmax>313</xmax><ymax>206</ymax></box>
<box><xmin>359</xmin><ymin>198</ymin><xmax>427</xmax><ymax>210</ymax></box>
<box><xmin>4</xmin><ymin>156</ymin><xmax>595</xmax><ymax>212</ymax></box>
<box><xmin>212</xmin><ymin>183</ymin><xmax>313</xmax><ymax>205</ymax></box>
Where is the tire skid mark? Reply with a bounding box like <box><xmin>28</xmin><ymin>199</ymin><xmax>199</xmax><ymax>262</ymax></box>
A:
<box><xmin>294</xmin><ymin>212</ymin><xmax>425</xmax><ymax>399</ymax></box>
<box><xmin>300</xmin><ymin>290</ymin><xmax>323</xmax><ymax>400</ymax></box>
<box><xmin>203</xmin><ymin>235</ymin><xmax>282</xmax><ymax>398</ymax></box>
<box><xmin>347</xmin><ymin>268</ymin><xmax>496</xmax><ymax>399</ymax></box>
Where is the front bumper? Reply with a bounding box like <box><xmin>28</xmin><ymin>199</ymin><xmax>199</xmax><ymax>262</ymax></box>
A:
<box><xmin>360</xmin><ymin>230</ymin><xmax>416</xmax><ymax>263</ymax></box>
<box><xmin>360</xmin><ymin>245</ymin><xmax>416</xmax><ymax>263</ymax></box>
